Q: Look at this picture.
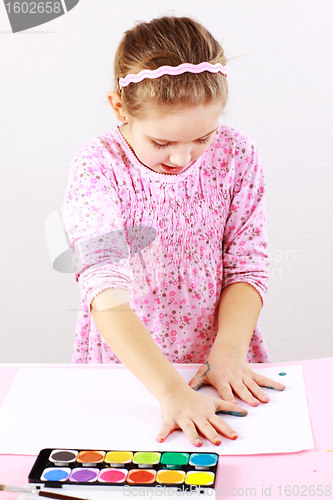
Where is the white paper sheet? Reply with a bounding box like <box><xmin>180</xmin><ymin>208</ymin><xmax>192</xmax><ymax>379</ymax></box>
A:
<box><xmin>0</xmin><ymin>366</ymin><xmax>313</xmax><ymax>455</ymax></box>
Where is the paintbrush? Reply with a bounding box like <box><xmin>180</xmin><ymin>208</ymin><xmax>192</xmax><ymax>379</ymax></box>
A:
<box><xmin>0</xmin><ymin>484</ymin><xmax>87</xmax><ymax>500</ymax></box>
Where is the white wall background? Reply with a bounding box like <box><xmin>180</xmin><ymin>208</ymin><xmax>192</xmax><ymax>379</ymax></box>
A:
<box><xmin>1</xmin><ymin>0</ymin><xmax>332</xmax><ymax>363</ymax></box>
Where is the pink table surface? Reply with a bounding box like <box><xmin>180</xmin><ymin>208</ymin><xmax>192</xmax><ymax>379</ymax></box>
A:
<box><xmin>1</xmin><ymin>359</ymin><xmax>333</xmax><ymax>500</ymax></box>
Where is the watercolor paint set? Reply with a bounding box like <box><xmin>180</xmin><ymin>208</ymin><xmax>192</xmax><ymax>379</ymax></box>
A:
<box><xmin>28</xmin><ymin>448</ymin><xmax>219</xmax><ymax>495</ymax></box>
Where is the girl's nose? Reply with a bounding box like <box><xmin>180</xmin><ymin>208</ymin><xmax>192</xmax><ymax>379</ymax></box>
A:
<box><xmin>170</xmin><ymin>147</ymin><xmax>192</xmax><ymax>167</ymax></box>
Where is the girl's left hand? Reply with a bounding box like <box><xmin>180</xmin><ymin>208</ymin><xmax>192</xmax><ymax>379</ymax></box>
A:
<box><xmin>188</xmin><ymin>354</ymin><xmax>285</xmax><ymax>407</ymax></box>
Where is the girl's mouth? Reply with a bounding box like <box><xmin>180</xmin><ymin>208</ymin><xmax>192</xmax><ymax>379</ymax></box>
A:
<box><xmin>161</xmin><ymin>164</ymin><xmax>186</xmax><ymax>174</ymax></box>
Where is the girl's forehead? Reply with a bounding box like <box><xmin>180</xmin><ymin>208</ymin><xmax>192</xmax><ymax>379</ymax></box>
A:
<box><xmin>134</xmin><ymin>103</ymin><xmax>222</xmax><ymax>141</ymax></box>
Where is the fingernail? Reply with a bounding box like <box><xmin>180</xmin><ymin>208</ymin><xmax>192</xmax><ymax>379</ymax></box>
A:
<box><xmin>156</xmin><ymin>435</ymin><xmax>164</xmax><ymax>442</ymax></box>
<box><xmin>263</xmin><ymin>395</ymin><xmax>270</xmax><ymax>402</ymax></box>
<box><xmin>195</xmin><ymin>438</ymin><xmax>203</xmax><ymax>446</ymax></box>
<box><xmin>230</xmin><ymin>400</ymin><xmax>237</xmax><ymax>404</ymax></box>
<box><xmin>231</xmin><ymin>432</ymin><xmax>238</xmax><ymax>439</ymax></box>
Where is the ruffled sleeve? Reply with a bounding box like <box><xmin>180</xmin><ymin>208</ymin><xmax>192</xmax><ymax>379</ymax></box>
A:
<box><xmin>222</xmin><ymin>132</ymin><xmax>269</xmax><ymax>305</ymax></box>
<box><xmin>62</xmin><ymin>140</ymin><xmax>133</xmax><ymax>309</ymax></box>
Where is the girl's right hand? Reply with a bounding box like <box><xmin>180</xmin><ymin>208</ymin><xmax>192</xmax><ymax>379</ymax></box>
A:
<box><xmin>156</xmin><ymin>386</ymin><xmax>248</xmax><ymax>446</ymax></box>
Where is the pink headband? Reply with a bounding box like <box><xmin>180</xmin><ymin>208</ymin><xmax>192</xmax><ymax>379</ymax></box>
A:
<box><xmin>119</xmin><ymin>62</ymin><xmax>227</xmax><ymax>90</ymax></box>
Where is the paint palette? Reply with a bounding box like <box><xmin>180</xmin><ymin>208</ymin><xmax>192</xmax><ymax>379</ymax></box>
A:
<box><xmin>29</xmin><ymin>449</ymin><xmax>219</xmax><ymax>492</ymax></box>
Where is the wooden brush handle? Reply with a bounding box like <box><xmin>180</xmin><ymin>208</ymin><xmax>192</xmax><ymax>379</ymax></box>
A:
<box><xmin>39</xmin><ymin>491</ymin><xmax>86</xmax><ymax>500</ymax></box>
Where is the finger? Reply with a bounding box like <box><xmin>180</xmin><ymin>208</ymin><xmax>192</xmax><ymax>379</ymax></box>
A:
<box><xmin>156</xmin><ymin>420</ymin><xmax>179</xmax><ymax>443</ymax></box>
<box><xmin>214</xmin><ymin>399</ymin><xmax>248</xmax><ymax>417</ymax></box>
<box><xmin>253</xmin><ymin>374</ymin><xmax>286</xmax><ymax>391</ymax></box>
<box><xmin>209</xmin><ymin>414</ymin><xmax>239</xmax><ymax>440</ymax></box>
<box><xmin>188</xmin><ymin>375</ymin><xmax>204</xmax><ymax>391</ymax></box>
<box><xmin>228</xmin><ymin>383</ymin><xmax>260</xmax><ymax>407</ymax></box>
<box><xmin>242</xmin><ymin>377</ymin><xmax>271</xmax><ymax>403</ymax></box>
<box><xmin>214</xmin><ymin>380</ymin><xmax>238</xmax><ymax>404</ymax></box>
<box><xmin>188</xmin><ymin>361</ymin><xmax>211</xmax><ymax>390</ymax></box>
<box><xmin>194</xmin><ymin>419</ymin><xmax>223</xmax><ymax>446</ymax></box>
<box><xmin>178</xmin><ymin>419</ymin><xmax>203</xmax><ymax>447</ymax></box>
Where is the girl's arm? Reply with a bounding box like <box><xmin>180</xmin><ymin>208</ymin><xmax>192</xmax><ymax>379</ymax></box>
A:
<box><xmin>209</xmin><ymin>282</ymin><xmax>285</xmax><ymax>402</ymax></box>
<box><xmin>212</xmin><ymin>282</ymin><xmax>262</xmax><ymax>360</ymax></box>
<box><xmin>189</xmin><ymin>283</ymin><xmax>285</xmax><ymax>405</ymax></box>
<box><xmin>91</xmin><ymin>288</ymin><xmax>248</xmax><ymax>446</ymax></box>
<box><xmin>91</xmin><ymin>288</ymin><xmax>190</xmax><ymax>401</ymax></box>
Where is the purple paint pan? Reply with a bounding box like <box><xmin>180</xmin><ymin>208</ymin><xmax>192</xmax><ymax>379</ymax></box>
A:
<box><xmin>69</xmin><ymin>468</ymin><xmax>99</xmax><ymax>483</ymax></box>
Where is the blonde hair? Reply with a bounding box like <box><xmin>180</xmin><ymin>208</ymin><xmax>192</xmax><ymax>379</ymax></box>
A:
<box><xmin>114</xmin><ymin>16</ymin><xmax>228</xmax><ymax>118</ymax></box>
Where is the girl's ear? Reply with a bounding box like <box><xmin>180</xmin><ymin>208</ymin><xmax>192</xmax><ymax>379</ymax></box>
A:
<box><xmin>106</xmin><ymin>92</ymin><xmax>128</xmax><ymax>122</ymax></box>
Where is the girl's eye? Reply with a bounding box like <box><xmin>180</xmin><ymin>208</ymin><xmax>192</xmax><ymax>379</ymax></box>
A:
<box><xmin>152</xmin><ymin>135</ymin><xmax>211</xmax><ymax>149</ymax></box>
<box><xmin>152</xmin><ymin>142</ymin><xmax>170</xmax><ymax>149</ymax></box>
<box><xmin>196</xmin><ymin>136</ymin><xmax>211</xmax><ymax>144</ymax></box>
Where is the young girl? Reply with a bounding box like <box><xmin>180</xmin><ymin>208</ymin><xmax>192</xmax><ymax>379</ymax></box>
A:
<box><xmin>63</xmin><ymin>16</ymin><xmax>285</xmax><ymax>447</ymax></box>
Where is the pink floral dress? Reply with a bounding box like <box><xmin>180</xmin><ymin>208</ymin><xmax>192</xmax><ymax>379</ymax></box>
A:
<box><xmin>63</xmin><ymin>124</ymin><xmax>271</xmax><ymax>364</ymax></box>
